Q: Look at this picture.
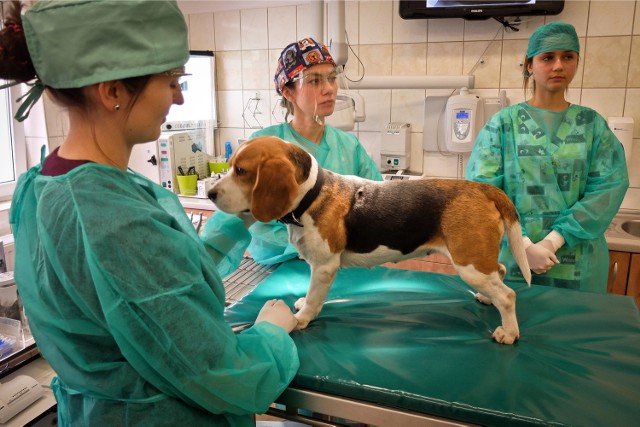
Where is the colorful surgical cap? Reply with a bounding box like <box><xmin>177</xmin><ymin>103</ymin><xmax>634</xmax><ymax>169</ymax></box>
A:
<box><xmin>526</xmin><ymin>21</ymin><xmax>580</xmax><ymax>59</ymax></box>
<box><xmin>274</xmin><ymin>38</ymin><xmax>336</xmax><ymax>95</ymax></box>
<box><xmin>11</xmin><ymin>0</ymin><xmax>188</xmax><ymax>121</ymax></box>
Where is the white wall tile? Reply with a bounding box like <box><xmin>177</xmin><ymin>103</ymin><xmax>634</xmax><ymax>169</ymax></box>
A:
<box><xmin>393</xmin><ymin>0</ymin><xmax>427</xmax><ymax>44</ymax></box>
<box><xmin>500</xmin><ymin>39</ymin><xmax>528</xmax><ymax>89</ymax></box>
<box><xmin>390</xmin><ymin>89</ymin><xmax>426</xmax><ymax>133</ymax></box>
<box><xmin>217</xmin><ymin>90</ymin><xmax>244</xmax><ymax>128</ymax></box>
<box><xmin>25</xmin><ymin>137</ymin><xmax>49</xmax><ymax>169</ymax></box>
<box><xmin>628</xmin><ymin>36</ymin><xmax>640</xmax><ymax>87</ymax></box>
<box><xmin>635</xmin><ymin>0</ymin><xmax>640</xmax><ymax>35</ymax></box>
<box><xmin>626</xmin><ymin>138</ymin><xmax>640</xmax><ymax>188</ymax></box>
<box><xmin>358</xmin><ymin>89</ymin><xmax>391</xmax><ymax>132</ymax></box>
<box><xmin>359</xmin><ymin>44</ymin><xmax>393</xmax><ymax>76</ymax></box>
<box><xmin>392</xmin><ymin>44</ymin><xmax>426</xmax><ymax>76</ymax></box>
<box><xmin>359</xmin><ymin>1</ymin><xmax>393</xmax><ymax>45</ymax></box>
<box><xmin>267</xmin><ymin>6</ymin><xmax>297</xmax><ymax>49</ymax></box>
<box><xmin>188</xmin><ymin>13</ymin><xmax>215</xmax><ymax>51</ymax></box>
<box><xmin>463</xmin><ymin>40</ymin><xmax>502</xmax><ymax>88</ymax></box>
<box><xmin>547</xmin><ymin>0</ymin><xmax>589</xmax><ymax>37</ymax></box>
<box><xmin>241</xmin><ymin>8</ymin><xmax>268</xmax><ymax>50</ymax></box>
<box><xmin>423</xmin><ymin>151</ymin><xmax>460</xmax><ymax>178</ymax></box>
<box><xmin>356</xmin><ymin>130</ymin><xmax>382</xmax><ymax>167</ymax></box>
<box><xmin>296</xmin><ymin>4</ymin><xmax>311</xmax><ymax>41</ymax></box>
<box><xmin>580</xmin><ymin>88</ymin><xmax>626</xmax><ymax>118</ymax></box>
<box><xmin>463</xmin><ymin>19</ymin><xmax>503</xmax><ymax>41</ymax></box>
<box><xmin>216</xmin><ymin>51</ymin><xmax>243</xmax><ymax>91</ymax></box>
<box><xmin>624</xmin><ymin>88</ymin><xmax>640</xmax><ymax>138</ymax></box>
<box><xmin>427</xmin><ymin>42</ymin><xmax>463</xmax><ymax>75</ymax></box>
<box><xmin>241</xmin><ymin>50</ymin><xmax>271</xmax><ymax>90</ymax></box>
<box><xmin>22</xmin><ymin>99</ymin><xmax>47</xmax><ymax>139</ymax></box>
<box><xmin>587</xmin><ymin>1</ymin><xmax>635</xmax><ymax>36</ymax></box>
<box><xmin>428</xmin><ymin>18</ymin><xmax>463</xmax><ymax>42</ymax></box>
<box><xmin>344</xmin><ymin>0</ymin><xmax>359</xmax><ymax>45</ymax></box>
<box><xmin>214</xmin><ymin>9</ymin><xmax>241</xmax><ymax>51</ymax></box>
<box><xmin>582</xmin><ymin>36</ymin><xmax>632</xmax><ymax>88</ymax></box>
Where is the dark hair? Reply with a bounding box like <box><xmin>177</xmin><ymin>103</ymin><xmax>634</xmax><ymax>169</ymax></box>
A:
<box><xmin>522</xmin><ymin>55</ymin><xmax>535</xmax><ymax>98</ymax></box>
<box><xmin>0</xmin><ymin>1</ymin><xmax>150</xmax><ymax>111</ymax></box>
<box><xmin>0</xmin><ymin>1</ymin><xmax>36</xmax><ymax>83</ymax></box>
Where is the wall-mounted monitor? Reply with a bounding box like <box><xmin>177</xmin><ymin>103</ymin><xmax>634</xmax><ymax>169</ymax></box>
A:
<box><xmin>399</xmin><ymin>0</ymin><xmax>564</xmax><ymax>20</ymax></box>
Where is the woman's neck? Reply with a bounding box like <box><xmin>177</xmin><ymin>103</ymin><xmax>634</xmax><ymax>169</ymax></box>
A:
<box><xmin>290</xmin><ymin>116</ymin><xmax>325</xmax><ymax>145</ymax></box>
<box><xmin>59</xmin><ymin>112</ymin><xmax>131</xmax><ymax>169</ymax></box>
<box><xmin>527</xmin><ymin>91</ymin><xmax>570</xmax><ymax>112</ymax></box>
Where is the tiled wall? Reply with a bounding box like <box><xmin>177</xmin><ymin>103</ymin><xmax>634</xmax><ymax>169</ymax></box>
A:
<box><xmin>185</xmin><ymin>0</ymin><xmax>640</xmax><ymax>208</ymax></box>
<box><xmin>27</xmin><ymin>1</ymin><xmax>640</xmax><ymax>208</ymax></box>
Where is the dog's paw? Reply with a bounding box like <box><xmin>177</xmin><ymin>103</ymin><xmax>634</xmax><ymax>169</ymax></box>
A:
<box><xmin>492</xmin><ymin>326</ymin><xmax>518</xmax><ymax>345</ymax></box>
<box><xmin>474</xmin><ymin>292</ymin><xmax>493</xmax><ymax>305</ymax></box>
<box><xmin>294</xmin><ymin>313</ymin><xmax>311</xmax><ymax>330</ymax></box>
<box><xmin>294</xmin><ymin>297</ymin><xmax>306</xmax><ymax>311</ymax></box>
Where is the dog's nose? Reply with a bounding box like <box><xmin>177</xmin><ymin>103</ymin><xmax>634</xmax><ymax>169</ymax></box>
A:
<box><xmin>208</xmin><ymin>189</ymin><xmax>217</xmax><ymax>202</ymax></box>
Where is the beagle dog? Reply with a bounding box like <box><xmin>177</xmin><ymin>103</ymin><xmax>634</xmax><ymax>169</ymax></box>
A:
<box><xmin>209</xmin><ymin>136</ymin><xmax>531</xmax><ymax>344</ymax></box>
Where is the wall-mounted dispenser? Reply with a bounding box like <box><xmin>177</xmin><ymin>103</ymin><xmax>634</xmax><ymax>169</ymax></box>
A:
<box><xmin>381</xmin><ymin>122</ymin><xmax>411</xmax><ymax>171</ymax></box>
<box><xmin>424</xmin><ymin>89</ymin><xmax>507</xmax><ymax>154</ymax></box>
<box><xmin>608</xmin><ymin>117</ymin><xmax>634</xmax><ymax>167</ymax></box>
<box><xmin>443</xmin><ymin>87</ymin><xmax>483</xmax><ymax>152</ymax></box>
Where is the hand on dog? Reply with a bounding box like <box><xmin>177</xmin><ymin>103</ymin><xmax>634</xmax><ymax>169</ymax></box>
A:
<box><xmin>526</xmin><ymin>241</ymin><xmax>559</xmax><ymax>274</ymax></box>
<box><xmin>255</xmin><ymin>299</ymin><xmax>298</xmax><ymax>333</ymax></box>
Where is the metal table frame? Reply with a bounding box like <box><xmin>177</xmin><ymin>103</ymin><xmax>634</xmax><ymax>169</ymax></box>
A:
<box><xmin>267</xmin><ymin>387</ymin><xmax>477</xmax><ymax>427</ymax></box>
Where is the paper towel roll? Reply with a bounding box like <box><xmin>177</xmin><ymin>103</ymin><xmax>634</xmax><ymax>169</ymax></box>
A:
<box><xmin>608</xmin><ymin>117</ymin><xmax>634</xmax><ymax>167</ymax></box>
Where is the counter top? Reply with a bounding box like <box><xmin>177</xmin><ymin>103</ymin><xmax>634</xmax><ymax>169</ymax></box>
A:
<box><xmin>606</xmin><ymin>209</ymin><xmax>640</xmax><ymax>253</ymax></box>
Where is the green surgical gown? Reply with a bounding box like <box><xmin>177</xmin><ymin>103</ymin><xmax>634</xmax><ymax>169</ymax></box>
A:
<box><xmin>466</xmin><ymin>102</ymin><xmax>629</xmax><ymax>293</ymax></box>
<box><xmin>9</xmin><ymin>163</ymin><xmax>299</xmax><ymax>426</ymax></box>
<box><xmin>203</xmin><ymin>123</ymin><xmax>383</xmax><ymax>265</ymax></box>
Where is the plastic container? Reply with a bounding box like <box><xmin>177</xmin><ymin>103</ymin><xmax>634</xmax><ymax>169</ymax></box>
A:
<box><xmin>176</xmin><ymin>174</ymin><xmax>198</xmax><ymax>196</ymax></box>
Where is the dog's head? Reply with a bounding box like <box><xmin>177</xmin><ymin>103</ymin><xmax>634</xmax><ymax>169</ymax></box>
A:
<box><xmin>208</xmin><ymin>136</ymin><xmax>313</xmax><ymax>222</ymax></box>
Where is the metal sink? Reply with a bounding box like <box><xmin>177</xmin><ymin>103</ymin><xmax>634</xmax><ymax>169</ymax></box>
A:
<box><xmin>606</xmin><ymin>212</ymin><xmax>640</xmax><ymax>253</ymax></box>
<box><xmin>621</xmin><ymin>220</ymin><xmax>640</xmax><ymax>238</ymax></box>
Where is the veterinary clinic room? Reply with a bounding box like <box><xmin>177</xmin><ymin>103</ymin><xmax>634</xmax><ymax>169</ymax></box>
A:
<box><xmin>1</xmin><ymin>0</ymin><xmax>640</xmax><ymax>425</ymax></box>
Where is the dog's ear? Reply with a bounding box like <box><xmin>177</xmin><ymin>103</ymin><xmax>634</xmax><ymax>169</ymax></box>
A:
<box><xmin>251</xmin><ymin>157</ymin><xmax>299</xmax><ymax>222</ymax></box>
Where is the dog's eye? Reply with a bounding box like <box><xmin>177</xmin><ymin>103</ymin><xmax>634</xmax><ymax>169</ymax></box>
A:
<box><xmin>235</xmin><ymin>167</ymin><xmax>246</xmax><ymax>176</ymax></box>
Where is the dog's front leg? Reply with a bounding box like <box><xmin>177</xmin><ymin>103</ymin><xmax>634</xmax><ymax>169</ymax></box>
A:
<box><xmin>295</xmin><ymin>256</ymin><xmax>341</xmax><ymax>329</ymax></box>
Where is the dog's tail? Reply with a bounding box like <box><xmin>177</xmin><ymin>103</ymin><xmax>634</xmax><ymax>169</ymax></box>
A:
<box><xmin>486</xmin><ymin>187</ymin><xmax>532</xmax><ymax>285</ymax></box>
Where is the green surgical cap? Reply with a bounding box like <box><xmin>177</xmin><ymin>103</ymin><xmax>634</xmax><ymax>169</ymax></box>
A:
<box><xmin>526</xmin><ymin>22</ymin><xmax>580</xmax><ymax>59</ymax></box>
<box><xmin>23</xmin><ymin>0</ymin><xmax>189</xmax><ymax>89</ymax></box>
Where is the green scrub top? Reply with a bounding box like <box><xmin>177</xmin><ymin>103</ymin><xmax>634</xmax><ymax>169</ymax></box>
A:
<box><xmin>466</xmin><ymin>102</ymin><xmax>629</xmax><ymax>293</ymax></box>
<box><xmin>9</xmin><ymin>163</ymin><xmax>299</xmax><ymax>426</ymax></box>
<box><xmin>203</xmin><ymin>123</ymin><xmax>383</xmax><ymax>265</ymax></box>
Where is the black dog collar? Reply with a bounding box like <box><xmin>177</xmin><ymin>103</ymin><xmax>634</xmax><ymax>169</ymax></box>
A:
<box><xmin>279</xmin><ymin>167</ymin><xmax>324</xmax><ymax>227</ymax></box>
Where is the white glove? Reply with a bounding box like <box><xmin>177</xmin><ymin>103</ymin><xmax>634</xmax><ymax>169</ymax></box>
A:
<box><xmin>255</xmin><ymin>299</ymin><xmax>298</xmax><ymax>333</ymax></box>
<box><xmin>525</xmin><ymin>241</ymin><xmax>559</xmax><ymax>274</ymax></box>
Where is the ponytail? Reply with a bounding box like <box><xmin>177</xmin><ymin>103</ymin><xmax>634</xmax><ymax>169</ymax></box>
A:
<box><xmin>0</xmin><ymin>1</ymin><xmax>37</xmax><ymax>84</ymax></box>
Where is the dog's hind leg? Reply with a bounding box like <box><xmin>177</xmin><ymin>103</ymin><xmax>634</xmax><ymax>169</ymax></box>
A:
<box><xmin>456</xmin><ymin>265</ymin><xmax>519</xmax><ymax>344</ymax></box>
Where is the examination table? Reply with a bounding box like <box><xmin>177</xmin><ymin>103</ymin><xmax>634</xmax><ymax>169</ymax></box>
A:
<box><xmin>224</xmin><ymin>260</ymin><xmax>640</xmax><ymax>427</ymax></box>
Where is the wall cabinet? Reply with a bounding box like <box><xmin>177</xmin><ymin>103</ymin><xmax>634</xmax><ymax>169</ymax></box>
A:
<box><xmin>607</xmin><ymin>250</ymin><xmax>640</xmax><ymax>307</ymax></box>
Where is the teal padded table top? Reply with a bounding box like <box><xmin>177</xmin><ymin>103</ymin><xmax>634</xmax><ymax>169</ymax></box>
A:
<box><xmin>224</xmin><ymin>260</ymin><xmax>640</xmax><ymax>427</ymax></box>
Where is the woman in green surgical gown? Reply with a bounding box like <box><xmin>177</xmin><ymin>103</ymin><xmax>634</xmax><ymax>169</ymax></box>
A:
<box><xmin>466</xmin><ymin>22</ymin><xmax>629</xmax><ymax>293</ymax></box>
<box><xmin>203</xmin><ymin>38</ymin><xmax>382</xmax><ymax>265</ymax></box>
<box><xmin>3</xmin><ymin>1</ymin><xmax>298</xmax><ymax>426</ymax></box>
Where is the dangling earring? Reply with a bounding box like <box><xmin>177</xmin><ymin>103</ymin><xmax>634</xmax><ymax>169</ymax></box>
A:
<box><xmin>114</xmin><ymin>104</ymin><xmax>120</xmax><ymax>111</ymax></box>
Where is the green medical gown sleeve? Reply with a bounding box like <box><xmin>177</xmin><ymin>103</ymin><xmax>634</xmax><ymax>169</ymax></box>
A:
<box><xmin>549</xmin><ymin>116</ymin><xmax>629</xmax><ymax>247</ymax></box>
<box><xmin>200</xmin><ymin>210</ymin><xmax>253</xmax><ymax>277</ymax></box>
<box><xmin>11</xmin><ymin>167</ymin><xmax>299</xmax><ymax>420</ymax></box>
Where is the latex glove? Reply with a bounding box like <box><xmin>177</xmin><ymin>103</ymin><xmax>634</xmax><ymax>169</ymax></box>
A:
<box><xmin>526</xmin><ymin>242</ymin><xmax>560</xmax><ymax>274</ymax></box>
<box><xmin>255</xmin><ymin>299</ymin><xmax>298</xmax><ymax>333</ymax></box>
